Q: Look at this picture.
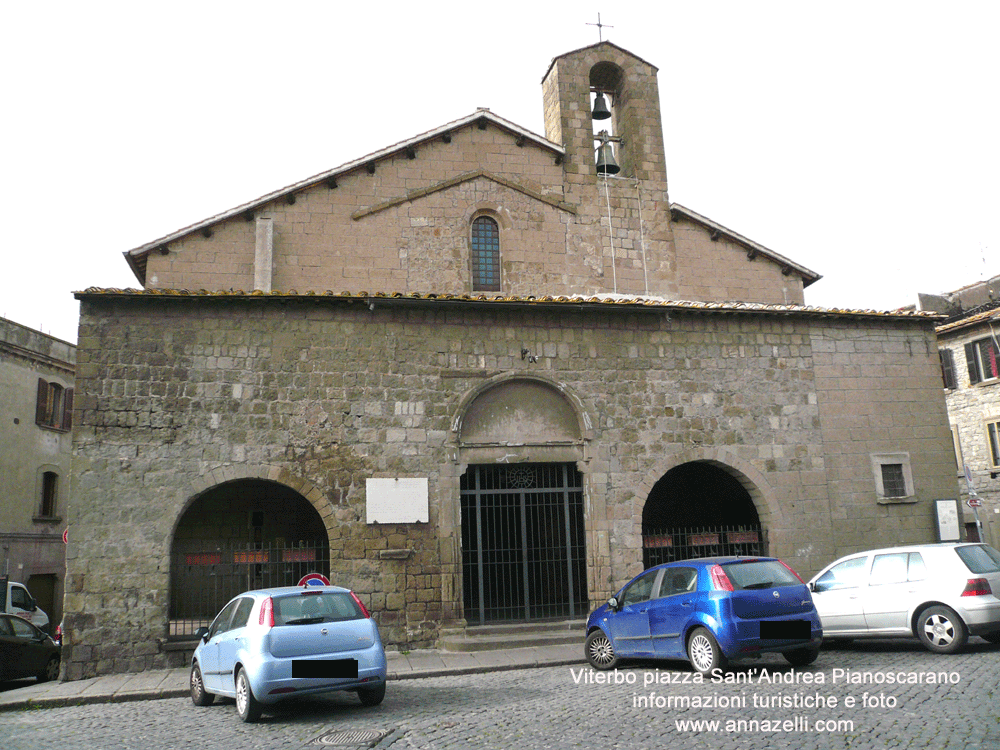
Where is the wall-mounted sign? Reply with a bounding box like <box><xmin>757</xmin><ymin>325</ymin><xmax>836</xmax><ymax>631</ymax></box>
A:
<box><xmin>935</xmin><ymin>499</ymin><xmax>961</xmax><ymax>542</ymax></box>
<box><xmin>366</xmin><ymin>478</ymin><xmax>429</xmax><ymax>524</ymax></box>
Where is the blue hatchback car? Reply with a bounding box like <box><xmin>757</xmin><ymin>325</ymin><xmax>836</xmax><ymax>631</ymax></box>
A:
<box><xmin>585</xmin><ymin>556</ymin><xmax>822</xmax><ymax>676</ymax></box>
<box><xmin>190</xmin><ymin>585</ymin><xmax>387</xmax><ymax>722</ymax></box>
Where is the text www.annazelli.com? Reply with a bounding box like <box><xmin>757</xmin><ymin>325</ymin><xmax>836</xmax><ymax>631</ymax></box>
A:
<box><xmin>674</xmin><ymin>717</ymin><xmax>855</xmax><ymax>733</ymax></box>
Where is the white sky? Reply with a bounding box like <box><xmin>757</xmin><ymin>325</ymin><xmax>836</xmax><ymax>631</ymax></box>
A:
<box><xmin>2</xmin><ymin>1</ymin><xmax>997</xmax><ymax>343</ymax></box>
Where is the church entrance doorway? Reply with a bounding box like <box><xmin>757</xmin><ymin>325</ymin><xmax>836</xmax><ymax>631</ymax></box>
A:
<box><xmin>168</xmin><ymin>479</ymin><xmax>329</xmax><ymax>638</ymax></box>
<box><xmin>461</xmin><ymin>463</ymin><xmax>587</xmax><ymax>625</ymax></box>
<box><xmin>641</xmin><ymin>461</ymin><xmax>765</xmax><ymax>568</ymax></box>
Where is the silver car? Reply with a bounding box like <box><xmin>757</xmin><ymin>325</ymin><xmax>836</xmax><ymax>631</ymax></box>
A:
<box><xmin>808</xmin><ymin>543</ymin><xmax>1000</xmax><ymax>653</ymax></box>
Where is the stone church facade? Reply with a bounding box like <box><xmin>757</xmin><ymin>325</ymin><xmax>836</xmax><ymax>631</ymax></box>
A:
<box><xmin>66</xmin><ymin>43</ymin><xmax>956</xmax><ymax>678</ymax></box>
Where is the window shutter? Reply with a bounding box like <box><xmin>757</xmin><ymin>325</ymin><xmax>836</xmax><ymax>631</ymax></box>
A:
<box><xmin>965</xmin><ymin>343</ymin><xmax>981</xmax><ymax>385</ymax></box>
<box><xmin>939</xmin><ymin>349</ymin><xmax>956</xmax><ymax>389</ymax></box>
<box><xmin>62</xmin><ymin>388</ymin><xmax>74</xmax><ymax>430</ymax></box>
<box><xmin>35</xmin><ymin>378</ymin><xmax>48</xmax><ymax>424</ymax></box>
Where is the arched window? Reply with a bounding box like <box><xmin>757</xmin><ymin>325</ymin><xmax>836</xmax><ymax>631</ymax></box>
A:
<box><xmin>471</xmin><ymin>216</ymin><xmax>500</xmax><ymax>292</ymax></box>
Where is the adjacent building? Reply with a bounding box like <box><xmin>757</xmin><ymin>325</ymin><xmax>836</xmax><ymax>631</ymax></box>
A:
<box><xmin>0</xmin><ymin>317</ymin><xmax>74</xmax><ymax>629</ymax></box>
<box><xmin>923</xmin><ymin>275</ymin><xmax>1000</xmax><ymax>545</ymax></box>
<box><xmin>64</xmin><ymin>42</ymin><xmax>958</xmax><ymax>678</ymax></box>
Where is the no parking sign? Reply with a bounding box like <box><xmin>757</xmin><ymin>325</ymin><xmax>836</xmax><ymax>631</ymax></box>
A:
<box><xmin>298</xmin><ymin>573</ymin><xmax>331</xmax><ymax>587</ymax></box>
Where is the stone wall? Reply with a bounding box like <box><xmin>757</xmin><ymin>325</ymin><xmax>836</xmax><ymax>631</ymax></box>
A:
<box><xmin>66</xmin><ymin>292</ymin><xmax>954</xmax><ymax>677</ymax></box>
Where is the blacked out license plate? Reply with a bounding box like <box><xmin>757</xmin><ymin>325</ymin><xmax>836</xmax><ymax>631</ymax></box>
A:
<box><xmin>760</xmin><ymin>620</ymin><xmax>810</xmax><ymax>639</ymax></box>
<box><xmin>292</xmin><ymin>659</ymin><xmax>359</xmax><ymax>678</ymax></box>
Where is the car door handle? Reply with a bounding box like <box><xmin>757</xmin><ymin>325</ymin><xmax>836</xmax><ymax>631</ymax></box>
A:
<box><xmin>681</xmin><ymin>599</ymin><xmax>694</xmax><ymax>606</ymax></box>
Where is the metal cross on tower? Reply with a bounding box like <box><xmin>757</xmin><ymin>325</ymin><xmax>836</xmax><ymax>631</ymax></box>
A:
<box><xmin>587</xmin><ymin>13</ymin><xmax>613</xmax><ymax>42</ymax></box>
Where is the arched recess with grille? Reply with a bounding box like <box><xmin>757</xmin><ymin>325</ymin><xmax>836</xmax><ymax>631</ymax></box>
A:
<box><xmin>453</xmin><ymin>375</ymin><xmax>593</xmax><ymax>625</ymax></box>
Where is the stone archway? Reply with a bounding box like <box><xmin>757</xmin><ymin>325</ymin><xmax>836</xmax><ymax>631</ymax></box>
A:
<box><xmin>641</xmin><ymin>460</ymin><xmax>766</xmax><ymax>568</ymax></box>
<box><xmin>454</xmin><ymin>376</ymin><xmax>592</xmax><ymax>625</ymax></box>
<box><xmin>168</xmin><ymin>478</ymin><xmax>329</xmax><ymax>637</ymax></box>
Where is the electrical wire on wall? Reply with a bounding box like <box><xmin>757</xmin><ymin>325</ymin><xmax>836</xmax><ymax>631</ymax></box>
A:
<box><xmin>601</xmin><ymin>174</ymin><xmax>651</xmax><ymax>296</ymax></box>
<box><xmin>602</xmin><ymin>173</ymin><xmax>618</xmax><ymax>294</ymax></box>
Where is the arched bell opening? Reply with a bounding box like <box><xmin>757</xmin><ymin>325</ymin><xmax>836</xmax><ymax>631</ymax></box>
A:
<box><xmin>168</xmin><ymin>479</ymin><xmax>329</xmax><ymax>638</ymax></box>
<box><xmin>641</xmin><ymin>461</ymin><xmax>765</xmax><ymax>568</ymax></box>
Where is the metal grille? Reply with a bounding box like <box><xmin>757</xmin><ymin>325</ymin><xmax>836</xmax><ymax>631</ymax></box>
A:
<box><xmin>880</xmin><ymin>463</ymin><xmax>907</xmax><ymax>498</ymax></box>
<box><xmin>461</xmin><ymin>463</ymin><xmax>587</xmax><ymax>624</ymax></box>
<box><xmin>168</xmin><ymin>541</ymin><xmax>330</xmax><ymax>638</ymax></box>
<box><xmin>642</xmin><ymin>526</ymin><xmax>767</xmax><ymax>569</ymax></box>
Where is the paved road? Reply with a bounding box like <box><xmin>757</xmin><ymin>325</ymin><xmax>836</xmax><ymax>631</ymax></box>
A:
<box><xmin>2</xmin><ymin>639</ymin><xmax>1000</xmax><ymax>750</ymax></box>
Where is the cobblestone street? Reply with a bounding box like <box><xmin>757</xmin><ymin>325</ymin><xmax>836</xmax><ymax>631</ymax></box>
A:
<box><xmin>3</xmin><ymin>640</ymin><xmax>1000</xmax><ymax>750</ymax></box>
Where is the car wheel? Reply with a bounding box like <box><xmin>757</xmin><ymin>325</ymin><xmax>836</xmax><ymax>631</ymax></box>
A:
<box><xmin>784</xmin><ymin>645</ymin><xmax>820</xmax><ymax>667</ymax></box>
<box><xmin>190</xmin><ymin>662</ymin><xmax>215</xmax><ymax>707</ymax></box>
<box><xmin>585</xmin><ymin>630</ymin><xmax>619</xmax><ymax>670</ymax></box>
<box><xmin>916</xmin><ymin>606</ymin><xmax>967</xmax><ymax>654</ymax></box>
<box><xmin>687</xmin><ymin>627</ymin><xmax>727</xmax><ymax>676</ymax></box>
<box><xmin>235</xmin><ymin>668</ymin><xmax>262</xmax><ymax>723</ymax></box>
<box><xmin>358</xmin><ymin>682</ymin><xmax>386</xmax><ymax>706</ymax></box>
<box><xmin>37</xmin><ymin>655</ymin><xmax>60</xmax><ymax>683</ymax></box>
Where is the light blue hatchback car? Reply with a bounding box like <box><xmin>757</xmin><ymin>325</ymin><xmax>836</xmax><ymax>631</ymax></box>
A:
<box><xmin>190</xmin><ymin>585</ymin><xmax>387</xmax><ymax>722</ymax></box>
<box><xmin>585</xmin><ymin>556</ymin><xmax>822</xmax><ymax>676</ymax></box>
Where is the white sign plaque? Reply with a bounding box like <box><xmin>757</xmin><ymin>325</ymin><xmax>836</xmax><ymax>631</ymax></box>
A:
<box><xmin>366</xmin><ymin>478</ymin><xmax>429</xmax><ymax>524</ymax></box>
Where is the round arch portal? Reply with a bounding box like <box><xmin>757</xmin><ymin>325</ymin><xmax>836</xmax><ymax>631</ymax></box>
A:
<box><xmin>641</xmin><ymin>461</ymin><xmax>765</xmax><ymax>568</ymax></box>
<box><xmin>168</xmin><ymin>478</ymin><xmax>329</xmax><ymax>637</ymax></box>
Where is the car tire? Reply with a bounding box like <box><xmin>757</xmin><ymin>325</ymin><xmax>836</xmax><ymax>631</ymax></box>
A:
<box><xmin>37</xmin><ymin>655</ymin><xmax>60</xmax><ymax>683</ymax></box>
<box><xmin>358</xmin><ymin>682</ymin><xmax>386</xmax><ymax>706</ymax></box>
<box><xmin>783</xmin><ymin>645</ymin><xmax>820</xmax><ymax>667</ymax></box>
<box><xmin>916</xmin><ymin>605</ymin><xmax>967</xmax><ymax>654</ymax></box>
<box><xmin>687</xmin><ymin>627</ymin><xmax>727</xmax><ymax>676</ymax></box>
<box><xmin>190</xmin><ymin>662</ymin><xmax>215</xmax><ymax>707</ymax></box>
<box><xmin>235</xmin><ymin>667</ymin><xmax>263</xmax><ymax>723</ymax></box>
<box><xmin>585</xmin><ymin>630</ymin><xmax>619</xmax><ymax>670</ymax></box>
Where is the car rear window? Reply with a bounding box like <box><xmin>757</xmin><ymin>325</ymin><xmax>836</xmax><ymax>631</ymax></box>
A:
<box><xmin>955</xmin><ymin>545</ymin><xmax>1000</xmax><ymax>575</ymax></box>
<box><xmin>273</xmin><ymin>592</ymin><xmax>365</xmax><ymax>625</ymax></box>
<box><xmin>721</xmin><ymin>560</ymin><xmax>800</xmax><ymax>590</ymax></box>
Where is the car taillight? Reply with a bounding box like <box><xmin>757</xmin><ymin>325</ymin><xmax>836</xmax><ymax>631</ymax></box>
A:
<box><xmin>778</xmin><ymin>560</ymin><xmax>805</xmax><ymax>583</ymax></box>
<box><xmin>259</xmin><ymin>596</ymin><xmax>275</xmax><ymax>627</ymax></box>
<box><xmin>961</xmin><ymin>578</ymin><xmax>992</xmax><ymax>597</ymax></box>
<box><xmin>710</xmin><ymin>564</ymin><xmax>734</xmax><ymax>592</ymax></box>
<box><xmin>350</xmin><ymin>591</ymin><xmax>371</xmax><ymax>618</ymax></box>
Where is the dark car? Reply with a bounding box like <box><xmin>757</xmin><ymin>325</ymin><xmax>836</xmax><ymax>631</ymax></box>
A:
<box><xmin>0</xmin><ymin>613</ymin><xmax>61</xmax><ymax>682</ymax></box>
<box><xmin>585</xmin><ymin>556</ymin><xmax>823</xmax><ymax>676</ymax></box>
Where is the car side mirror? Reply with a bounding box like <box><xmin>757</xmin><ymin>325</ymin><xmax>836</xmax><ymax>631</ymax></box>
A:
<box><xmin>195</xmin><ymin>626</ymin><xmax>210</xmax><ymax>642</ymax></box>
<box><xmin>607</xmin><ymin>596</ymin><xmax>619</xmax><ymax>611</ymax></box>
<box><xmin>808</xmin><ymin>582</ymin><xmax>817</xmax><ymax>593</ymax></box>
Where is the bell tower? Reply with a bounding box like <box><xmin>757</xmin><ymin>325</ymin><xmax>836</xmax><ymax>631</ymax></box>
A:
<box><xmin>541</xmin><ymin>42</ymin><xmax>669</xmax><ymax>187</ymax></box>
<box><xmin>541</xmin><ymin>42</ymin><xmax>676</xmax><ymax>297</ymax></box>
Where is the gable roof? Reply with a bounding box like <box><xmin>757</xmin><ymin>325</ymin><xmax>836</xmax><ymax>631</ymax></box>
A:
<box><xmin>123</xmin><ymin>109</ymin><xmax>565</xmax><ymax>284</ymax></box>
<box><xmin>669</xmin><ymin>204</ymin><xmax>821</xmax><ymax>288</ymax></box>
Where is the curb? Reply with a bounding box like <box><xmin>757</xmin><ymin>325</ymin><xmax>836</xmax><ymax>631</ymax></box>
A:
<box><xmin>0</xmin><ymin>658</ymin><xmax>582</xmax><ymax>713</ymax></box>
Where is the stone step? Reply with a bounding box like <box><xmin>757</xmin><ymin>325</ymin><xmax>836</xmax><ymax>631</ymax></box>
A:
<box><xmin>440</xmin><ymin>619</ymin><xmax>586</xmax><ymax>652</ymax></box>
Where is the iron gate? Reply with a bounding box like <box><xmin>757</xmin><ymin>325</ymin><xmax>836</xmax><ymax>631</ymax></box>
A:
<box><xmin>642</xmin><ymin>526</ymin><xmax>767</xmax><ymax>569</ymax></box>
<box><xmin>461</xmin><ymin>463</ymin><xmax>588</xmax><ymax>625</ymax></box>
<box><xmin>168</xmin><ymin>541</ymin><xmax>330</xmax><ymax>638</ymax></box>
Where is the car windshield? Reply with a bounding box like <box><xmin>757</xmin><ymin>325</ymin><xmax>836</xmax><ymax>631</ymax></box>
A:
<box><xmin>273</xmin><ymin>592</ymin><xmax>365</xmax><ymax>625</ymax></box>
<box><xmin>955</xmin><ymin>545</ymin><xmax>1000</xmax><ymax>575</ymax></box>
<box><xmin>721</xmin><ymin>560</ymin><xmax>800</xmax><ymax>590</ymax></box>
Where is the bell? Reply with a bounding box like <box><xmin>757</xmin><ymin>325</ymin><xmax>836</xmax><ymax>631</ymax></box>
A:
<box><xmin>595</xmin><ymin>142</ymin><xmax>620</xmax><ymax>175</ymax></box>
<box><xmin>592</xmin><ymin>92</ymin><xmax>612</xmax><ymax>120</ymax></box>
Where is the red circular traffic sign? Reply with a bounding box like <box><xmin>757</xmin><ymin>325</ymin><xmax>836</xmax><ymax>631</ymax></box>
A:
<box><xmin>297</xmin><ymin>573</ymin><xmax>331</xmax><ymax>587</ymax></box>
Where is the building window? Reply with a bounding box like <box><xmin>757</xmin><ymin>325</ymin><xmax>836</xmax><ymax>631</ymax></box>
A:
<box><xmin>40</xmin><ymin>471</ymin><xmax>58</xmax><ymax>517</ymax></box>
<box><xmin>35</xmin><ymin>379</ymin><xmax>73</xmax><ymax>431</ymax></box>
<box><xmin>880</xmin><ymin>464</ymin><xmax>907</xmax><ymax>498</ymax></box>
<box><xmin>871</xmin><ymin>452</ymin><xmax>915</xmax><ymax>502</ymax></box>
<box><xmin>988</xmin><ymin>419</ymin><xmax>1000</xmax><ymax>469</ymax></box>
<box><xmin>471</xmin><ymin>216</ymin><xmax>501</xmax><ymax>292</ymax></box>
<box><xmin>966</xmin><ymin>337</ymin><xmax>1000</xmax><ymax>384</ymax></box>
<box><xmin>940</xmin><ymin>349</ymin><xmax>957</xmax><ymax>389</ymax></box>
